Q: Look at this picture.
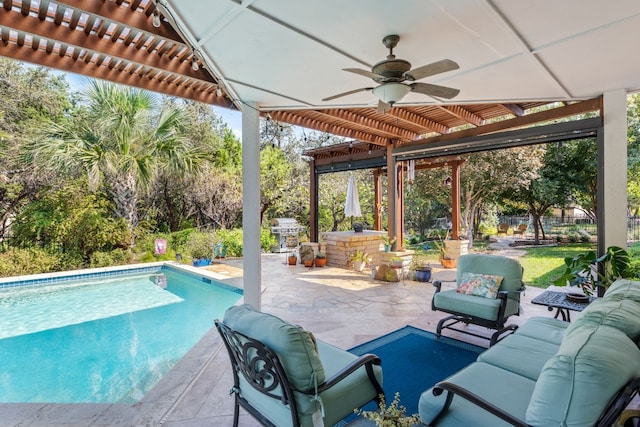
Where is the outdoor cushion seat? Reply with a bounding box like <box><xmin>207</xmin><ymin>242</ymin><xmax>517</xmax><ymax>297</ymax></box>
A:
<box><xmin>511</xmin><ymin>315</ymin><xmax>568</xmax><ymax>345</ymax></box>
<box><xmin>476</xmin><ymin>333</ymin><xmax>560</xmax><ymax>380</ymax></box>
<box><xmin>432</xmin><ymin>254</ymin><xmax>526</xmax><ymax>345</ymax></box>
<box><xmin>215</xmin><ymin>304</ymin><xmax>384</xmax><ymax>427</ymax></box>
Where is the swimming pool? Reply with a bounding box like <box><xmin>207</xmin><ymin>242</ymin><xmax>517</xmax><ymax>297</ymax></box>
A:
<box><xmin>0</xmin><ymin>265</ymin><xmax>242</xmax><ymax>403</ymax></box>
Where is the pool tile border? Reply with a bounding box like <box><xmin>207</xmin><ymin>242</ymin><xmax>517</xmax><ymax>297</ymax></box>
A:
<box><xmin>0</xmin><ymin>262</ymin><xmax>243</xmax><ymax>296</ymax></box>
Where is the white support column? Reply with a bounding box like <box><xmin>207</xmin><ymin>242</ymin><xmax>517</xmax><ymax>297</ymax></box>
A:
<box><xmin>242</xmin><ymin>103</ymin><xmax>261</xmax><ymax>308</ymax></box>
<box><xmin>599</xmin><ymin>90</ymin><xmax>628</xmax><ymax>252</ymax></box>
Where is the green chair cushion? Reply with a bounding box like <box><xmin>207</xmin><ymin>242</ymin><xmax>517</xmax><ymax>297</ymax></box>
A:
<box><xmin>456</xmin><ymin>254</ymin><xmax>524</xmax><ymax>296</ymax></box>
<box><xmin>434</xmin><ymin>289</ymin><xmax>519</xmax><ymax>321</ymax></box>
<box><xmin>315</xmin><ymin>340</ymin><xmax>383</xmax><ymax>426</ymax></box>
<box><xmin>526</xmin><ymin>325</ymin><xmax>640</xmax><ymax>426</ymax></box>
<box><xmin>223</xmin><ymin>304</ymin><xmax>325</xmax><ymax>391</ymax></box>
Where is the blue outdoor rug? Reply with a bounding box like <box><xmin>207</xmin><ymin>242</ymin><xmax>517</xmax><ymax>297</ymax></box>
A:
<box><xmin>336</xmin><ymin>325</ymin><xmax>484</xmax><ymax>425</ymax></box>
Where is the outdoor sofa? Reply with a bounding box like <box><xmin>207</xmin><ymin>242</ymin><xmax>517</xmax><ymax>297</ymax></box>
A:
<box><xmin>419</xmin><ymin>279</ymin><xmax>640</xmax><ymax>426</ymax></box>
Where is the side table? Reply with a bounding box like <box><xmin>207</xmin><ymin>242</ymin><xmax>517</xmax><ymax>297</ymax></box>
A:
<box><xmin>531</xmin><ymin>290</ymin><xmax>596</xmax><ymax>321</ymax></box>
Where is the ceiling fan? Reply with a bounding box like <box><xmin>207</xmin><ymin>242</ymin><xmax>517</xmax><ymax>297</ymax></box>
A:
<box><xmin>323</xmin><ymin>35</ymin><xmax>460</xmax><ymax>112</ymax></box>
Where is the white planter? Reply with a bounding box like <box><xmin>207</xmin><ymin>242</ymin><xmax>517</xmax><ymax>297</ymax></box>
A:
<box><xmin>353</xmin><ymin>261</ymin><xmax>366</xmax><ymax>272</ymax></box>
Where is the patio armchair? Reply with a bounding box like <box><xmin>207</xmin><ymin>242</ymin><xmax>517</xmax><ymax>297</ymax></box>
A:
<box><xmin>431</xmin><ymin>254</ymin><xmax>526</xmax><ymax>346</ymax></box>
<box><xmin>496</xmin><ymin>223</ymin><xmax>509</xmax><ymax>235</ymax></box>
<box><xmin>215</xmin><ymin>304</ymin><xmax>384</xmax><ymax>427</ymax></box>
<box><xmin>512</xmin><ymin>223</ymin><xmax>528</xmax><ymax>235</ymax></box>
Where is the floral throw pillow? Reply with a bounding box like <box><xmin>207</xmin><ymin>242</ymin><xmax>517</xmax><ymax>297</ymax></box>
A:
<box><xmin>457</xmin><ymin>272</ymin><xmax>504</xmax><ymax>299</ymax></box>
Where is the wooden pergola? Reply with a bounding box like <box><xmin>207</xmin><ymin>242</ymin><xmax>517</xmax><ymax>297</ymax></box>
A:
<box><xmin>303</xmin><ymin>98</ymin><xmax>602</xmax><ymax>249</ymax></box>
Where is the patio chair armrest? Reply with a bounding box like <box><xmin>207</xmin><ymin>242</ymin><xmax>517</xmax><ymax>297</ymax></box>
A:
<box><xmin>432</xmin><ymin>381</ymin><xmax>529</xmax><ymax>427</ymax></box>
<box><xmin>497</xmin><ymin>285</ymin><xmax>526</xmax><ymax>299</ymax></box>
<box><xmin>315</xmin><ymin>353</ymin><xmax>382</xmax><ymax>393</ymax></box>
<box><xmin>433</xmin><ymin>280</ymin><xmax>456</xmax><ymax>293</ymax></box>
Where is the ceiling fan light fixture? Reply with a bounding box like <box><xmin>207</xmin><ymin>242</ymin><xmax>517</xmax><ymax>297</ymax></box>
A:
<box><xmin>372</xmin><ymin>83</ymin><xmax>411</xmax><ymax>105</ymax></box>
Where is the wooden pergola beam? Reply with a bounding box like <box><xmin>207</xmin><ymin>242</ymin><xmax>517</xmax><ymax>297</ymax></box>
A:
<box><xmin>0</xmin><ymin>43</ymin><xmax>232</xmax><ymax>107</ymax></box>
<box><xmin>319</xmin><ymin>108</ymin><xmax>420</xmax><ymax>141</ymax></box>
<box><xmin>269</xmin><ymin>111</ymin><xmax>390</xmax><ymax>146</ymax></box>
<box><xmin>0</xmin><ymin>11</ymin><xmax>214</xmax><ymax>83</ymax></box>
<box><xmin>386</xmin><ymin>108</ymin><xmax>450</xmax><ymax>135</ymax></box>
<box><xmin>407</xmin><ymin>98</ymin><xmax>602</xmax><ymax>147</ymax></box>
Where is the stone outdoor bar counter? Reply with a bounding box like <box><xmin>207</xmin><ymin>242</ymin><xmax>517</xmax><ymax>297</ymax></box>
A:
<box><xmin>320</xmin><ymin>231</ymin><xmax>386</xmax><ymax>268</ymax></box>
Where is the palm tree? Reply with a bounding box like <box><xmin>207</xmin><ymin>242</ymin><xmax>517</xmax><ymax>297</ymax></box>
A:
<box><xmin>32</xmin><ymin>80</ymin><xmax>203</xmax><ymax>240</ymax></box>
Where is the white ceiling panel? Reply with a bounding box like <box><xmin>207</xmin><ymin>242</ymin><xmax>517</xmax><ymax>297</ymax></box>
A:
<box><xmin>164</xmin><ymin>0</ymin><xmax>640</xmax><ymax>110</ymax></box>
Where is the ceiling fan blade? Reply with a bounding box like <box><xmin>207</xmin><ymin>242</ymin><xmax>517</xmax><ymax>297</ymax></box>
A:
<box><xmin>343</xmin><ymin>68</ymin><xmax>384</xmax><ymax>80</ymax></box>
<box><xmin>404</xmin><ymin>59</ymin><xmax>459</xmax><ymax>81</ymax></box>
<box><xmin>376</xmin><ymin>99</ymin><xmax>391</xmax><ymax>114</ymax></box>
<box><xmin>410</xmin><ymin>82</ymin><xmax>460</xmax><ymax>99</ymax></box>
<box><xmin>322</xmin><ymin>87</ymin><xmax>373</xmax><ymax>101</ymax></box>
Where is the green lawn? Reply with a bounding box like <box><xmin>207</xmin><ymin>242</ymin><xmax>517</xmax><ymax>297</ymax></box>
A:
<box><xmin>519</xmin><ymin>243</ymin><xmax>595</xmax><ymax>288</ymax></box>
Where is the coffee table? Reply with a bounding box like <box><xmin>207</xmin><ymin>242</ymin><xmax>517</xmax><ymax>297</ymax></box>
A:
<box><xmin>531</xmin><ymin>290</ymin><xmax>596</xmax><ymax>321</ymax></box>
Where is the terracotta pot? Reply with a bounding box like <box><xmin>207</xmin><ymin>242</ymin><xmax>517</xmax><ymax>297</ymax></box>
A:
<box><xmin>288</xmin><ymin>257</ymin><xmax>297</xmax><ymax>265</ymax></box>
<box><xmin>440</xmin><ymin>258</ymin><xmax>457</xmax><ymax>269</ymax></box>
<box><xmin>304</xmin><ymin>260</ymin><xmax>314</xmax><ymax>267</ymax></box>
<box><xmin>315</xmin><ymin>257</ymin><xmax>326</xmax><ymax>267</ymax></box>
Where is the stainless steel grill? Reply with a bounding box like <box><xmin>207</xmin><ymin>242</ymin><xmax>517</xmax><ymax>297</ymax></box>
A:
<box><xmin>270</xmin><ymin>218</ymin><xmax>306</xmax><ymax>252</ymax></box>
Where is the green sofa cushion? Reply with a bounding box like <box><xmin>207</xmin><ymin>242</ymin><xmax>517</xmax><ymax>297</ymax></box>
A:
<box><xmin>223</xmin><ymin>304</ymin><xmax>325</xmax><ymax>391</ymax></box>
<box><xmin>566</xmin><ymin>297</ymin><xmax>640</xmax><ymax>341</ymax></box>
<box><xmin>526</xmin><ymin>325</ymin><xmax>640</xmax><ymax>427</ymax></box>
<box><xmin>477</xmin><ymin>333</ymin><xmax>560</xmax><ymax>380</ymax></box>
<box><xmin>419</xmin><ymin>361</ymin><xmax>535</xmax><ymax>427</ymax></box>
<box><xmin>514</xmin><ymin>316</ymin><xmax>568</xmax><ymax>346</ymax></box>
<box><xmin>605</xmin><ymin>279</ymin><xmax>640</xmax><ymax>303</ymax></box>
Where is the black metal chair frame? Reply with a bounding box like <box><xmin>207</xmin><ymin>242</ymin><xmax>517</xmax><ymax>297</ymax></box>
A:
<box><xmin>429</xmin><ymin>377</ymin><xmax>640</xmax><ymax>426</ymax></box>
<box><xmin>432</xmin><ymin>281</ymin><xmax>526</xmax><ymax>346</ymax></box>
<box><xmin>215</xmin><ymin>320</ymin><xmax>384</xmax><ymax>427</ymax></box>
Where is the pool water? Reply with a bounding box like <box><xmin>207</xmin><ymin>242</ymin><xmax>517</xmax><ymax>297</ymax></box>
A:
<box><xmin>0</xmin><ymin>268</ymin><xmax>242</xmax><ymax>403</ymax></box>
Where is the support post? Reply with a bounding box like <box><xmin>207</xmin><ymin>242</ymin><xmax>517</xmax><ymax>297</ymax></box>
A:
<box><xmin>309</xmin><ymin>159</ymin><xmax>318</xmax><ymax>242</ymax></box>
<box><xmin>451</xmin><ymin>160</ymin><xmax>461</xmax><ymax>239</ymax></box>
<box><xmin>242</xmin><ymin>103</ymin><xmax>261</xmax><ymax>309</ymax></box>
<box><xmin>373</xmin><ymin>169</ymin><xmax>383</xmax><ymax>231</ymax></box>
<box><xmin>598</xmin><ymin>91</ymin><xmax>628</xmax><ymax>253</ymax></box>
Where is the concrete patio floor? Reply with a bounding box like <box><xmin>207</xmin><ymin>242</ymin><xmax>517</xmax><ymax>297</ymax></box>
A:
<box><xmin>0</xmin><ymin>248</ymin><xmax>553</xmax><ymax>426</ymax></box>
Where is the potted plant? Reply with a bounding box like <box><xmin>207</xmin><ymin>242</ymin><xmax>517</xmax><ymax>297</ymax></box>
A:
<box><xmin>287</xmin><ymin>253</ymin><xmax>298</xmax><ymax>265</ymax></box>
<box><xmin>187</xmin><ymin>232</ymin><xmax>213</xmax><ymax>267</ymax></box>
<box><xmin>553</xmin><ymin>245</ymin><xmax>634</xmax><ymax>296</ymax></box>
<box><xmin>433</xmin><ymin>232</ymin><xmax>456</xmax><ymax>268</ymax></box>
<box><xmin>411</xmin><ymin>256</ymin><xmax>432</xmax><ymax>282</ymax></box>
<box><xmin>382</xmin><ymin>235</ymin><xmax>396</xmax><ymax>252</ymax></box>
<box><xmin>314</xmin><ymin>251</ymin><xmax>327</xmax><ymax>267</ymax></box>
<box><xmin>355</xmin><ymin>392</ymin><xmax>421</xmax><ymax>427</ymax></box>
<box><xmin>389</xmin><ymin>256</ymin><xmax>403</xmax><ymax>268</ymax></box>
<box><xmin>349</xmin><ymin>249</ymin><xmax>370</xmax><ymax>272</ymax></box>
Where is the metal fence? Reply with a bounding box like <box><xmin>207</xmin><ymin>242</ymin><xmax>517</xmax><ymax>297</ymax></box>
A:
<box><xmin>498</xmin><ymin>215</ymin><xmax>640</xmax><ymax>242</ymax></box>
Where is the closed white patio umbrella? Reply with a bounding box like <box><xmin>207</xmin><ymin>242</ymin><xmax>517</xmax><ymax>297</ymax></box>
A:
<box><xmin>344</xmin><ymin>175</ymin><xmax>362</xmax><ymax>218</ymax></box>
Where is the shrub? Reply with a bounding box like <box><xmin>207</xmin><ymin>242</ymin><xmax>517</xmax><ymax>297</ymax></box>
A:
<box><xmin>186</xmin><ymin>232</ymin><xmax>215</xmax><ymax>259</ymax></box>
<box><xmin>261</xmin><ymin>228</ymin><xmax>277</xmax><ymax>252</ymax></box>
<box><xmin>0</xmin><ymin>248</ymin><xmax>61</xmax><ymax>277</ymax></box>
<box><xmin>215</xmin><ymin>229</ymin><xmax>243</xmax><ymax>257</ymax></box>
<box><xmin>90</xmin><ymin>248</ymin><xmax>133</xmax><ymax>268</ymax></box>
